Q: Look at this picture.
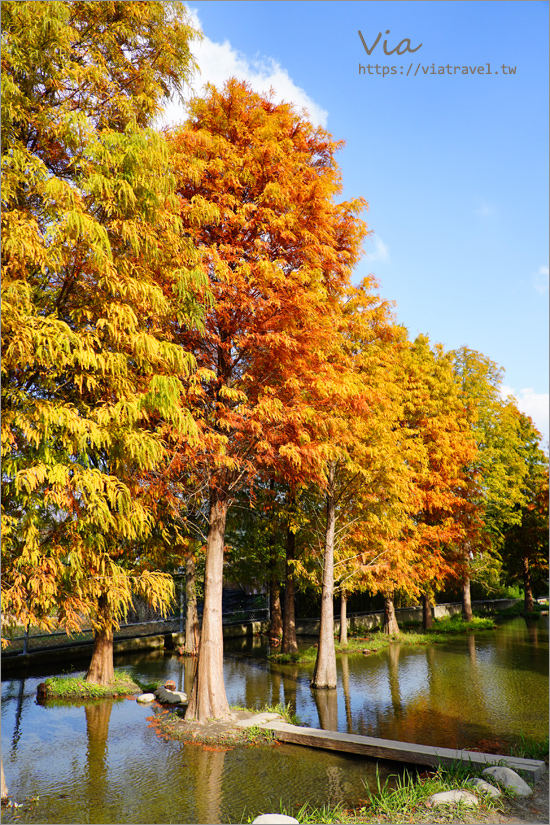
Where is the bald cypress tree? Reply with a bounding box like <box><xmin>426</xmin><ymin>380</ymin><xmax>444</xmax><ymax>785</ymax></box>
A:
<box><xmin>1</xmin><ymin>1</ymin><xmax>208</xmax><ymax>682</ymax></box>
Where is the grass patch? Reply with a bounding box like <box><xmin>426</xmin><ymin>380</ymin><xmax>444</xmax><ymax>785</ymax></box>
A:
<box><xmin>252</xmin><ymin>764</ymin><xmax>506</xmax><ymax>824</ymax></box>
<box><xmin>132</xmin><ymin>676</ymin><xmax>162</xmax><ymax>694</ymax></box>
<box><xmin>359</xmin><ymin>764</ymin><xmax>504</xmax><ymax>823</ymax></box>
<box><xmin>44</xmin><ymin>669</ymin><xmax>140</xmax><ymax>699</ymax></box>
<box><xmin>268</xmin><ymin>646</ymin><xmax>318</xmax><ymax>664</ymax></box>
<box><xmin>263</xmin><ymin>701</ymin><xmax>302</xmax><ymax>726</ymax></box>
<box><xmin>153</xmin><ymin>708</ymin><xmax>278</xmax><ymax>749</ymax></box>
<box><xmin>497</xmin><ymin>601</ymin><xmax>547</xmax><ymax>618</ymax></box>
<box><xmin>269</xmin><ymin>618</ymin><xmax>498</xmax><ymax>664</ymax></box>
<box><xmin>431</xmin><ymin>615</ymin><xmax>496</xmax><ymax>633</ymax></box>
<box><xmin>230</xmin><ymin>701</ymin><xmax>301</xmax><ymax>726</ymax></box>
<box><xmin>153</xmin><ymin>701</ymin><xmax>299</xmax><ymax>748</ymax></box>
<box><xmin>510</xmin><ymin>732</ymin><xmax>549</xmax><ymax>761</ymax></box>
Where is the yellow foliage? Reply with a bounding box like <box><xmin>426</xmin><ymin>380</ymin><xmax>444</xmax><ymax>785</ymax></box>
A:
<box><xmin>1</xmin><ymin>1</ymin><xmax>208</xmax><ymax>632</ymax></box>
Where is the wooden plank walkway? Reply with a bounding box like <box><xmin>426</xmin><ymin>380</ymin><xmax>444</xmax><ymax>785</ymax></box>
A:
<box><xmin>264</xmin><ymin>721</ymin><xmax>546</xmax><ymax>782</ymax></box>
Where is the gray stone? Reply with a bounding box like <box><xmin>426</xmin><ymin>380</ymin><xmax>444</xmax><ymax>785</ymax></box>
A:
<box><xmin>155</xmin><ymin>686</ymin><xmax>187</xmax><ymax>704</ymax></box>
<box><xmin>427</xmin><ymin>790</ymin><xmax>479</xmax><ymax>807</ymax></box>
<box><xmin>252</xmin><ymin>816</ymin><xmax>299</xmax><ymax>824</ymax></box>
<box><xmin>467</xmin><ymin>777</ymin><xmax>502</xmax><ymax>798</ymax></box>
<box><xmin>136</xmin><ymin>693</ymin><xmax>156</xmax><ymax>703</ymax></box>
<box><xmin>481</xmin><ymin>766</ymin><xmax>532</xmax><ymax>796</ymax></box>
<box><xmin>234</xmin><ymin>713</ymin><xmax>283</xmax><ymax>728</ymax></box>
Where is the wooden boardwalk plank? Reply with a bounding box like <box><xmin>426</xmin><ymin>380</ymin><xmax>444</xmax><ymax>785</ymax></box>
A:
<box><xmin>264</xmin><ymin>722</ymin><xmax>546</xmax><ymax>782</ymax></box>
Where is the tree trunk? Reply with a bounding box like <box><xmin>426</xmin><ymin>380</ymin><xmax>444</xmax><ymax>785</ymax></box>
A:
<box><xmin>185</xmin><ymin>554</ymin><xmax>200</xmax><ymax>655</ymax></box>
<box><xmin>383</xmin><ymin>593</ymin><xmax>400</xmax><ymax>635</ymax></box>
<box><xmin>86</xmin><ymin>593</ymin><xmax>115</xmax><ymax>686</ymax></box>
<box><xmin>421</xmin><ymin>593</ymin><xmax>433</xmax><ymax>630</ymax></box>
<box><xmin>268</xmin><ymin>479</ymin><xmax>283</xmax><ymax>644</ymax></box>
<box><xmin>462</xmin><ymin>574</ymin><xmax>473</xmax><ymax>621</ymax></box>
<box><xmin>281</xmin><ymin>526</ymin><xmax>298</xmax><ymax>655</ymax></box>
<box><xmin>339</xmin><ymin>591</ymin><xmax>348</xmax><ymax>646</ymax></box>
<box><xmin>522</xmin><ymin>555</ymin><xmax>534</xmax><ymax>614</ymax></box>
<box><xmin>1</xmin><ymin>757</ymin><xmax>8</xmax><ymax>803</ymax></box>
<box><xmin>269</xmin><ymin>574</ymin><xmax>283</xmax><ymax>643</ymax></box>
<box><xmin>185</xmin><ymin>494</ymin><xmax>231</xmax><ymax>722</ymax></box>
<box><xmin>312</xmin><ymin>465</ymin><xmax>337</xmax><ymax>689</ymax></box>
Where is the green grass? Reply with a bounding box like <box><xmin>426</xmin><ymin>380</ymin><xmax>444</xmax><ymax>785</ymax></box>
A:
<box><xmin>510</xmin><ymin>732</ymin><xmax>549</xmax><ymax>761</ymax></box>
<box><xmin>431</xmin><ymin>615</ymin><xmax>496</xmax><ymax>633</ymax></box>
<box><xmin>229</xmin><ymin>701</ymin><xmax>302</xmax><ymax>726</ymax></box>
<box><xmin>497</xmin><ymin>601</ymin><xmax>547</xmax><ymax>618</ymax></box>
<box><xmin>247</xmin><ymin>764</ymin><xmax>506</xmax><ymax>824</ymax></box>
<box><xmin>269</xmin><ymin>616</ymin><xmax>500</xmax><ymax>665</ymax></box>
<box><xmin>132</xmin><ymin>676</ymin><xmax>162</xmax><ymax>694</ymax></box>
<box><xmin>44</xmin><ymin>669</ymin><xmax>140</xmax><ymax>699</ymax></box>
<box><xmin>259</xmin><ymin>701</ymin><xmax>302</xmax><ymax>726</ymax></box>
<box><xmin>268</xmin><ymin>646</ymin><xmax>318</xmax><ymax>664</ymax></box>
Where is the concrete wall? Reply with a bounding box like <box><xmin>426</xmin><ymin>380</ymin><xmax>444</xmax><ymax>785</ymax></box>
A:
<box><xmin>294</xmin><ymin>598</ymin><xmax>521</xmax><ymax>636</ymax></box>
<box><xmin>2</xmin><ymin>601</ymin><xmax>520</xmax><ymax>672</ymax></box>
<box><xmin>2</xmin><ymin>621</ymin><xmax>271</xmax><ymax>673</ymax></box>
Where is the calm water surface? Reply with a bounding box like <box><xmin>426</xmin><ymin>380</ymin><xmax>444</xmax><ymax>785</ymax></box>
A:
<box><xmin>1</xmin><ymin>617</ymin><xmax>547</xmax><ymax>824</ymax></box>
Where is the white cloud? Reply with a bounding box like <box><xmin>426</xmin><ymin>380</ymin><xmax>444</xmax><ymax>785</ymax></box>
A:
<box><xmin>365</xmin><ymin>235</ymin><xmax>389</xmax><ymax>263</ymax></box>
<box><xmin>501</xmin><ymin>385</ymin><xmax>549</xmax><ymax>445</ymax></box>
<box><xmin>158</xmin><ymin>6</ymin><xmax>328</xmax><ymax>129</ymax></box>
<box><xmin>533</xmin><ymin>265</ymin><xmax>549</xmax><ymax>295</ymax></box>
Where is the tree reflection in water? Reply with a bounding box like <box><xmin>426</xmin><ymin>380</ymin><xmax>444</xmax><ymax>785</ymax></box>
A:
<box><xmin>312</xmin><ymin>686</ymin><xmax>338</xmax><ymax>731</ymax></box>
<box><xmin>195</xmin><ymin>746</ymin><xmax>226</xmax><ymax>824</ymax></box>
<box><xmin>85</xmin><ymin>700</ymin><xmax>114</xmax><ymax>798</ymax></box>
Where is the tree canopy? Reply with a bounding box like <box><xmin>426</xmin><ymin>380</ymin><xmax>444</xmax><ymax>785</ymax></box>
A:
<box><xmin>2</xmin><ymin>3</ymin><xmax>547</xmax><ymax>701</ymax></box>
<box><xmin>1</xmin><ymin>1</ymin><xmax>205</xmax><ymax>675</ymax></box>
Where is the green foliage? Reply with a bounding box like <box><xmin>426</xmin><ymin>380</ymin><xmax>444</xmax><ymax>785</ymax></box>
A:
<box><xmin>258</xmin><ymin>702</ymin><xmax>300</xmax><ymax>726</ymax></box>
<box><xmin>451</xmin><ymin>348</ymin><xmax>534</xmax><ymax>549</ymax></box>
<box><xmin>432</xmin><ymin>615</ymin><xmax>496</xmax><ymax>632</ymax></box>
<box><xmin>44</xmin><ymin>670</ymin><xmax>139</xmax><ymax>699</ymax></box>
<box><xmin>244</xmin><ymin>724</ymin><xmax>275</xmax><ymax>744</ymax></box>
<box><xmin>498</xmin><ymin>601</ymin><xmax>545</xmax><ymax>618</ymax></box>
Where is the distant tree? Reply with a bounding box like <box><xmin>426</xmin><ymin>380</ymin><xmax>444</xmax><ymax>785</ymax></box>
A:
<box><xmin>451</xmin><ymin>347</ymin><xmax>528</xmax><ymax>620</ymax></box>
<box><xmin>403</xmin><ymin>337</ymin><xmax>478</xmax><ymax>627</ymax></box>
<box><xmin>308</xmin><ymin>281</ymin><xmax>402</xmax><ymax>684</ymax></box>
<box><xmin>500</xmin><ymin>414</ymin><xmax>549</xmax><ymax>613</ymax></box>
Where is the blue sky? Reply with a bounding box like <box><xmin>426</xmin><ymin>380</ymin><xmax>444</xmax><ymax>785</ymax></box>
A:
<box><xmin>161</xmin><ymin>1</ymin><xmax>549</xmax><ymax>442</ymax></box>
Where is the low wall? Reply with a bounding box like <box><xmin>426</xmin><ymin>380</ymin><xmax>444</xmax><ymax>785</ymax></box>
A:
<box><xmin>2</xmin><ymin>621</ymin><xmax>271</xmax><ymax>673</ymax></box>
<box><xmin>295</xmin><ymin>599</ymin><xmax>521</xmax><ymax>637</ymax></box>
<box><xmin>2</xmin><ymin>600</ymin><xmax>520</xmax><ymax>672</ymax></box>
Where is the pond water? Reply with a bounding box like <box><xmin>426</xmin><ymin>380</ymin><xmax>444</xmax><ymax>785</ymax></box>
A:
<box><xmin>1</xmin><ymin>617</ymin><xmax>548</xmax><ymax>824</ymax></box>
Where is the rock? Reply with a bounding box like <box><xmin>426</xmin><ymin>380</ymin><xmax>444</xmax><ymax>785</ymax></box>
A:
<box><xmin>234</xmin><ymin>713</ymin><xmax>283</xmax><ymax>728</ymax></box>
<box><xmin>427</xmin><ymin>790</ymin><xmax>479</xmax><ymax>807</ymax></box>
<box><xmin>136</xmin><ymin>693</ymin><xmax>156</xmax><ymax>703</ymax></box>
<box><xmin>467</xmin><ymin>777</ymin><xmax>502</xmax><ymax>798</ymax></box>
<box><xmin>155</xmin><ymin>686</ymin><xmax>187</xmax><ymax>704</ymax></box>
<box><xmin>164</xmin><ymin>679</ymin><xmax>177</xmax><ymax>690</ymax></box>
<box><xmin>252</xmin><ymin>816</ymin><xmax>299</xmax><ymax>824</ymax></box>
<box><xmin>482</xmin><ymin>766</ymin><xmax>532</xmax><ymax>796</ymax></box>
<box><xmin>36</xmin><ymin>683</ymin><xmax>48</xmax><ymax>701</ymax></box>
